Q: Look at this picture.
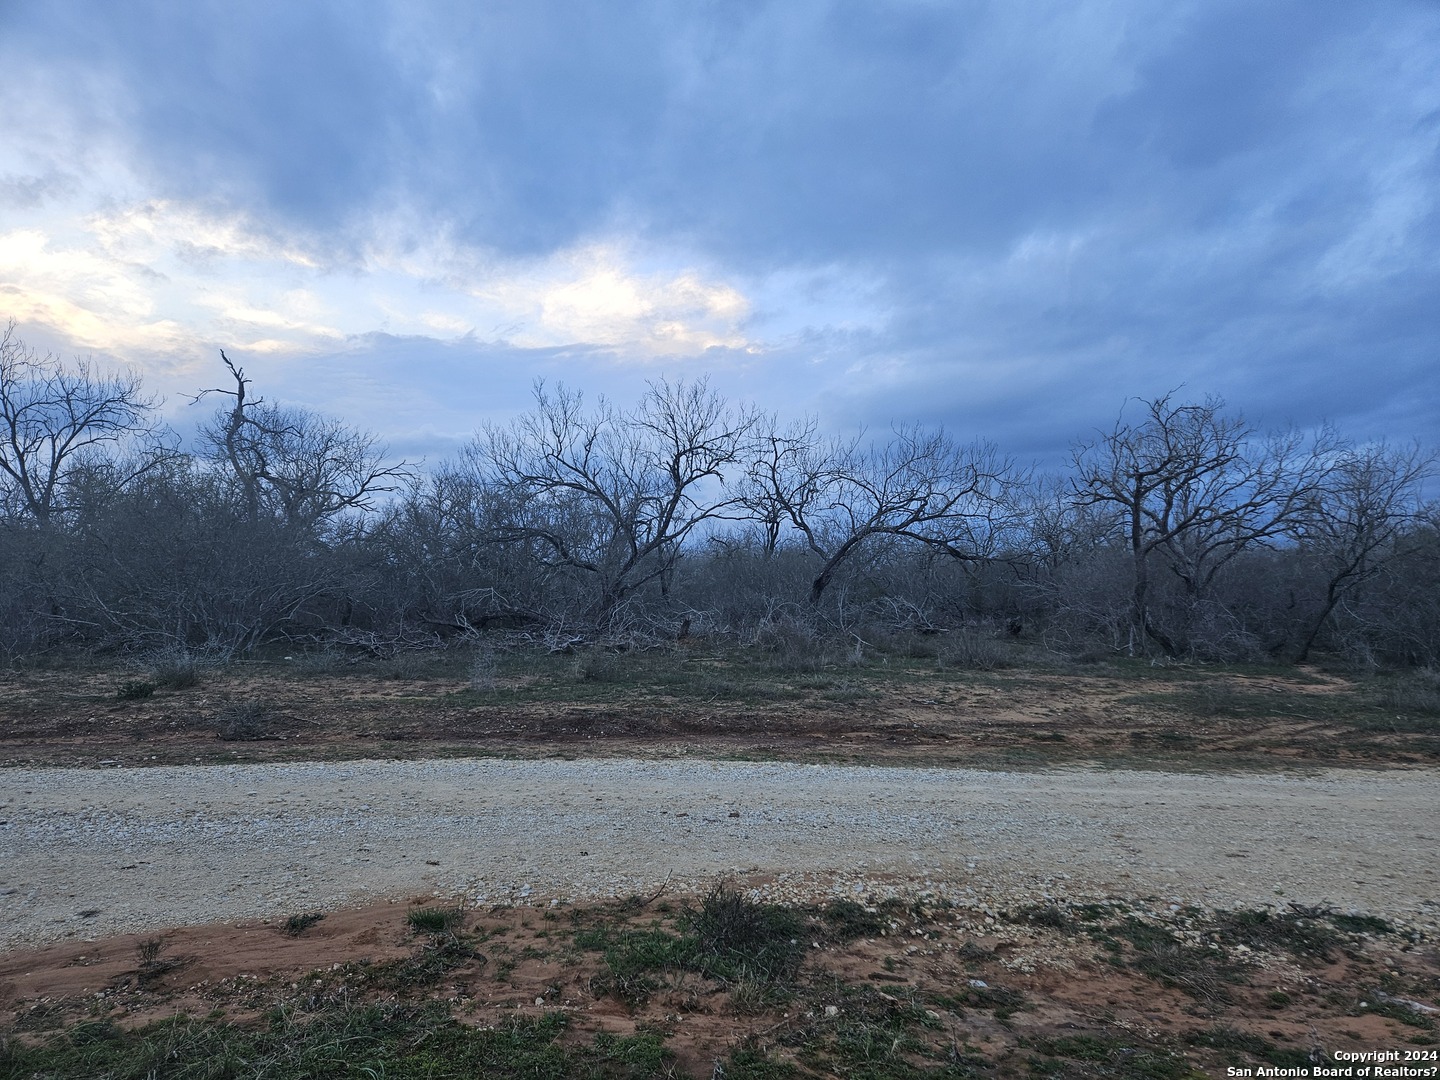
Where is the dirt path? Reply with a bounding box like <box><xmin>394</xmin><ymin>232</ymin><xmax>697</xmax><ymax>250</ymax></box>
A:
<box><xmin>3</xmin><ymin>758</ymin><xmax>1438</xmax><ymax>949</ymax></box>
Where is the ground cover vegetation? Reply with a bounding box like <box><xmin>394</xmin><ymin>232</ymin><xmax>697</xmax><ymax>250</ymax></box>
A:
<box><xmin>4</xmin><ymin>642</ymin><xmax>1439</xmax><ymax>770</ymax></box>
<box><xmin>3</xmin><ymin>885</ymin><xmax>1435</xmax><ymax>1077</ymax></box>
<box><xmin>0</xmin><ymin>324</ymin><xmax>1436</xmax><ymax>672</ymax></box>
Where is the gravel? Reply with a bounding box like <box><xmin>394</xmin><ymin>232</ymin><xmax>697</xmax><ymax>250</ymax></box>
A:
<box><xmin>2</xmin><ymin>758</ymin><xmax>1437</xmax><ymax>948</ymax></box>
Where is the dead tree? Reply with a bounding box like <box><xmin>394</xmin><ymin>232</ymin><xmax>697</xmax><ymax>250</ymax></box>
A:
<box><xmin>195</xmin><ymin>351</ymin><xmax>414</xmax><ymax>532</ymax></box>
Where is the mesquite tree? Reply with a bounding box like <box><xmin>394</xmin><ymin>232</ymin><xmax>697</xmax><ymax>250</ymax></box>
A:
<box><xmin>746</xmin><ymin>422</ymin><xmax>1018</xmax><ymax>605</ymax></box>
<box><xmin>0</xmin><ymin>323</ymin><xmax>171</xmax><ymax>524</ymax></box>
<box><xmin>473</xmin><ymin>378</ymin><xmax>761</xmax><ymax>626</ymax></box>
<box><xmin>1070</xmin><ymin>393</ymin><xmax>1333</xmax><ymax>657</ymax></box>
<box><xmin>1290</xmin><ymin>441</ymin><xmax>1435</xmax><ymax>661</ymax></box>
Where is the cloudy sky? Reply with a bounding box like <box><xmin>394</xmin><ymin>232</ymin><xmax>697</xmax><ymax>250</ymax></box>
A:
<box><xmin>2</xmin><ymin>1</ymin><xmax>1437</xmax><ymax>467</ymax></box>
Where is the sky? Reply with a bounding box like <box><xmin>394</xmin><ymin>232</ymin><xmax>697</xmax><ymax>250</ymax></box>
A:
<box><xmin>1</xmin><ymin>0</ymin><xmax>1437</xmax><ymax>469</ymax></box>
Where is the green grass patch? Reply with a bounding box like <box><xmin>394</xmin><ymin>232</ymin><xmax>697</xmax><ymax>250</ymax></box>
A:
<box><xmin>1024</xmin><ymin>1034</ymin><xmax>1205</xmax><ymax>1079</ymax></box>
<box><xmin>790</xmin><ymin>982</ymin><xmax>950</xmax><ymax>1080</ymax></box>
<box><xmin>817</xmin><ymin>899</ymin><xmax>891</xmax><ymax>941</ymax></box>
<box><xmin>575</xmin><ymin>883</ymin><xmax>809</xmax><ymax>1006</ymax></box>
<box><xmin>1187</xmin><ymin>1024</ymin><xmax>1318</xmax><ymax>1068</ymax></box>
<box><xmin>1208</xmin><ymin>908</ymin><xmax>1342</xmax><ymax>961</ymax></box>
<box><xmin>0</xmin><ymin>1004</ymin><xmax>677</xmax><ymax>1079</ymax></box>
<box><xmin>406</xmin><ymin>905</ymin><xmax>466</xmax><ymax>936</ymax></box>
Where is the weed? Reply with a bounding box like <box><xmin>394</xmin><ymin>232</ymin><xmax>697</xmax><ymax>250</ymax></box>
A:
<box><xmin>1090</xmin><ymin>916</ymin><xmax>1247</xmax><ymax>1002</ymax></box>
<box><xmin>818</xmin><ymin>898</ymin><xmax>889</xmax><ymax>941</ymax></box>
<box><xmin>287</xmin><ymin>649</ymin><xmax>355</xmax><ymax>675</ymax></box>
<box><xmin>576</xmin><ymin>883</ymin><xmax>809</xmax><ymax>1007</ymax></box>
<box><xmin>381</xmin><ymin>938</ymin><xmax>482</xmax><ymax>990</ymax></box>
<box><xmin>116</xmin><ymin>679</ymin><xmax>156</xmax><ymax>700</ymax></box>
<box><xmin>1025</xmin><ymin>1034</ymin><xmax>1201</xmax><ymax>1079</ymax></box>
<box><xmin>795</xmin><ymin>982</ymin><xmax>941</xmax><ymax>1078</ymax></box>
<box><xmin>933</xmin><ymin>980</ymin><xmax>1026</xmax><ymax>1016</ymax></box>
<box><xmin>282</xmin><ymin>911</ymin><xmax>326</xmax><ymax>936</ymax></box>
<box><xmin>1327</xmin><ymin>911</ymin><xmax>1394</xmax><ymax>935</ymax></box>
<box><xmin>723</xmin><ymin>1046</ymin><xmax>798</xmax><ymax>1078</ymax></box>
<box><xmin>148</xmin><ymin>647</ymin><xmax>202</xmax><ymax>689</ymax></box>
<box><xmin>11</xmin><ymin>1002</ymin><xmax>69</xmax><ymax>1032</ymax></box>
<box><xmin>214</xmin><ymin>700</ymin><xmax>273</xmax><ymax>741</ymax></box>
<box><xmin>1096</xmin><ymin>915</ymin><xmax>1176</xmax><ymax>954</ymax></box>
<box><xmin>1196</xmin><ymin>681</ymin><xmax>1245</xmax><ymax>716</ymax></box>
<box><xmin>751</xmin><ymin>619</ymin><xmax>834</xmax><ymax>675</ymax></box>
<box><xmin>1375</xmin><ymin>670</ymin><xmax>1440</xmax><ymax>717</ymax></box>
<box><xmin>1010</xmin><ymin>902</ymin><xmax>1076</xmax><ymax>931</ymax></box>
<box><xmin>375</xmin><ymin>651</ymin><xmax>438</xmax><ymax>681</ymax></box>
<box><xmin>407</xmin><ymin>905</ymin><xmax>466</xmax><ymax>936</ymax></box>
<box><xmin>1131</xmin><ymin>941</ymin><xmax>1242</xmax><ymax>1002</ymax></box>
<box><xmin>1210</xmin><ymin>908</ymin><xmax>1341</xmax><ymax>961</ymax></box>
<box><xmin>573</xmin><ymin>649</ymin><xmax>626</xmax><ymax>683</ymax></box>
<box><xmin>936</xmin><ymin>630</ymin><xmax>1015</xmax><ymax>672</ymax></box>
<box><xmin>136</xmin><ymin>936</ymin><xmax>166</xmax><ymax>967</ymax></box>
<box><xmin>1188</xmin><ymin>1025</ymin><xmax>1316</xmax><ymax>1067</ymax></box>
<box><xmin>580</xmin><ymin>925</ymin><xmax>693</xmax><ymax>1004</ymax></box>
<box><xmin>691</xmin><ymin>882</ymin><xmax>807</xmax><ymax>986</ymax></box>
<box><xmin>1365</xmin><ymin>995</ymin><xmax>1437</xmax><ymax>1029</ymax></box>
<box><xmin>4</xmin><ymin>1002</ymin><xmax>679</xmax><ymax>1079</ymax></box>
<box><xmin>692</xmin><ymin>674</ymin><xmax>752</xmax><ymax>700</ymax></box>
<box><xmin>468</xmin><ymin>646</ymin><xmax>498</xmax><ymax>691</ymax></box>
<box><xmin>133</xmin><ymin>935</ymin><xmax>184</xmax><ymax>988</ymax></box>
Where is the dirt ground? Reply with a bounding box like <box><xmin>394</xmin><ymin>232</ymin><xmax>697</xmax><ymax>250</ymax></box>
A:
<box><xmin>1</xmin><ymin>659</ymin><xmax>1435</xmax><ymax>771</ymax></box>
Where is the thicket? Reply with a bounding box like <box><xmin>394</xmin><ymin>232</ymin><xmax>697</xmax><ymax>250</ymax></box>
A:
<box><xmin>2</xmin><ymin>323</ymin><xmax>1436</xmax><ymax>669</ymax></box>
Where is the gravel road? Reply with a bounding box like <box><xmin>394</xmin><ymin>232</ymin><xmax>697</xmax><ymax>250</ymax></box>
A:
<box><xmin>3</xmin><ymin>758</ymin><xmax>1437</xmax><ymax>949</ymax></box>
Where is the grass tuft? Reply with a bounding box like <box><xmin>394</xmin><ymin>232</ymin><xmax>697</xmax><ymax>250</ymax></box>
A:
<box><xmin>282</xmin><ymin>911</ymin><xmax>326</xmax><ymax>937</ymax></box>
<box><xmin>407</xmin><ymin>905</ymin><xmax>466</xmax><ymax>936</ymax></box>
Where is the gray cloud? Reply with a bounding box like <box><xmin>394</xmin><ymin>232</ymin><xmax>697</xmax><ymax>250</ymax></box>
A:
<box><xmin>2</xmin><ymin>0</ymin><xmax>1437</xmax><ymax>467</ymax></box>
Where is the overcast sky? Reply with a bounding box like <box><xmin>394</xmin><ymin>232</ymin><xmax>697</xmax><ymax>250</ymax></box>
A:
<box><xmin>2</xmin><ymin>1</ymin><xmax>1437</xmax><ymax>468</ymax></box>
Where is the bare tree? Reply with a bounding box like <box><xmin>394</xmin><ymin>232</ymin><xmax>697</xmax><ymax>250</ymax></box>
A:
<box><xmin>1071</xmin><ymin>393</ymin><xmax>1334</xmax><ymax>657</ymax></box>
<box><xmin>474</xmin><ymin>378</ymin><xmax>759</xmax><ymax>625</ymax></box>
<box><xmin>196</xmin><ymin>352</ymin><xmax>415</xmax><ymax>532</ymax></box>
<box><xmin>740</xmin><ymin>415</ymin><xmax>827</xmax><ymax>557</ymax></box>
<box><xmin>1290</xmin><ymin>441</ymin><xmax>1435</xmax><ymax>662</ymax></box>
<box><xmin>747</xmin><ymin>422</ymin><xmax>1016</xmax><ymax>605</ymax></box>
<box><xmin>0</xmin><ymin>322</ymin><xmax>171</xmax><ymax>524</ymax></box>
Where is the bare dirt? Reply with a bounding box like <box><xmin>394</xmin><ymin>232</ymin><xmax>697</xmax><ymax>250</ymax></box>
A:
<box><xmin>1</xmin><ymin>660</ymin><xmax>1435</xmax><ymax>771</ymax></box>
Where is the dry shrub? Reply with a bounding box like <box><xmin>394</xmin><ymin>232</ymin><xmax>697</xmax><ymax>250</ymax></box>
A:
<box><xmin>936</xmin><ymin>629</ymin><xmax>1014</xmax><ymax>671</ymax></box>
<box><xmin>214</xmin><ymin>700</ymin><xmax>272</xmax><ymax>741</ymax></box>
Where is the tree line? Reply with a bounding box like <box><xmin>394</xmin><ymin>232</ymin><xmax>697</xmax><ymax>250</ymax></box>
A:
<box><xmin>2</xmin><ymin>323</ymin><xmax>1436</xmax><ymax>668</ymax></box>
